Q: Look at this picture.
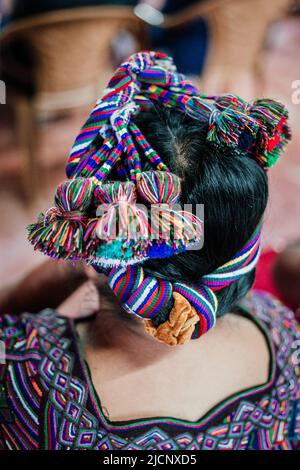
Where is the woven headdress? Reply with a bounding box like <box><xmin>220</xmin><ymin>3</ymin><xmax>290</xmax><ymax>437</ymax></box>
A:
<box><xmin>28</xmin><ymin>51</ymin><xmax>290</xmax><ymax>345</ymax></box>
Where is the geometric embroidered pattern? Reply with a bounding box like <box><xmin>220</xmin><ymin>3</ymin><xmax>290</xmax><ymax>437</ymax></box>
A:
<box><xmin>0</xmin><ymin>291</ymin><xmax>299</xmax><ymax>450</ymax></box>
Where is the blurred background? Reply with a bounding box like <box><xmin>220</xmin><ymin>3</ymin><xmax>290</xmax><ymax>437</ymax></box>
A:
<box><xmin>0</xmin><ymin>0</ymin><xmax>300</xmax><ymax>305</ymax></box>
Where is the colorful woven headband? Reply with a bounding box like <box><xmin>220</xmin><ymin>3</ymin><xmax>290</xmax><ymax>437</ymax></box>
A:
<box><xmin>107</xmin><ymin>224</ymin><xmax>261</xmax><ymax>345</ymax></box>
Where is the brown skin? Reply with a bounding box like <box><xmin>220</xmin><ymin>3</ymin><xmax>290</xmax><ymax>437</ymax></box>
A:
<box><xmin>75</xmin><ymin>278</ymin><xmax>270</xmax><ymax>423</ymax></box>
<box><xmin>0</xmin><ymin>262</ymin><xmax>270</xmax><ymax>422</ymax></box>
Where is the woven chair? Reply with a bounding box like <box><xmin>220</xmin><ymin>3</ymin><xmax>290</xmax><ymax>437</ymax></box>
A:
<box><xmin>158</xmin><ymin>0</ymin><xmax>291</xmax><ymax>96</ymax></box>
<box><xmin>0</xmin><ymin>6</ymin><xmax>142</xmax><ymax>202</ymax></box>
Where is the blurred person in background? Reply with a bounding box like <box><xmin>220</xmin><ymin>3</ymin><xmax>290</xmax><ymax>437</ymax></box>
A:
<box><xmin>136</xmin><ymin>0</ymin><xmax>209</xmax><ymax>76</ymax></box>
<box><xmin>0</xmin><ymin>0</ymin><xmax>139</xmax><ymax>96</ymax></box>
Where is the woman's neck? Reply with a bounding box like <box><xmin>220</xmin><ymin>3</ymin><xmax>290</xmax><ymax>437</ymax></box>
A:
<box><xmin>75</xmin><ymin>297</ymin><xmax>270</xmax><ymax>422</ymax></box>
<box><xmin>77</xmin><ymin>301</ymin><xmax>185</xmax><ymax>374</ymax></box>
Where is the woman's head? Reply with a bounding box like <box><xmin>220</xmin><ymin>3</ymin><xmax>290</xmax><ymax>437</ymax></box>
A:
<box><xmin>134</xmin><ymin>104</ymin><xmax>268</xmax><ymax>321</ymax></box>
<box><xmin>27</xmin><ymin>51</ymin><xmax>290</xmax><ymax>345</ymax></box>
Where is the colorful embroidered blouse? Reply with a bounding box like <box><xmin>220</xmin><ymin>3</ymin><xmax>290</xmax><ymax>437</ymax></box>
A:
<box><xmin>0</xmin><ymin>291</ymin><xmax>299</xmax><ymax>450</ymax></box>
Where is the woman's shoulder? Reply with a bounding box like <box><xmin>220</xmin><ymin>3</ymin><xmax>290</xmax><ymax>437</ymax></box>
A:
<box><xmin>238</xmin><ymin>290</ymin><xmax>300</xmax><ymax>381</ymax></box>
<box><xmin>200</xmin><ymin>289</ymin><xmax>300</xmax><ymax>414</ymax></box>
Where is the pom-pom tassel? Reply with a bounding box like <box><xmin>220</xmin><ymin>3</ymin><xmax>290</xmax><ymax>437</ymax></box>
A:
<box><xmin>84</xmin><ymin>181</ymin><xmax>150</xmax><ymax>261</ymax></box>
<box><xmin>136</xmin><ymin>171</ymin><xmax>202</xmax><ymax>248</ymax></box>
<box><xmin>27</xmin><ymin>178</ymin><xmax>93</xmax><ymax>260</ymax></box>
<box><xmin>247</xmin><ymin>99</ymin><xmax>291</xmax><ymax>168</ymax></box>
<box><xmin>82</xmin><ymin>218</ymin><xmax>100</xmax><ymax>259</ymax></box>
<box><xmin>96</xmin><ymin>182</ymin><xmax>149</xmax><ymax>241</ymax></box>
<box><xmin>136</xmin><ymin>170</ymin><xmax>181</xmax><ymax>204</ymax></box>
<box><xmin>150</xmin><ymin>206</ymin><xmax>203</xmax><ymax>249</ymax></box>
<box><xmin>248</xmin><ymin>99</ymin><xmax>288</xmax><ymax>131</ymax></box>
<box><xmin>207</xmin><ymin>108</ymin><xmax>256</xmax><ymax>146</ymax></box>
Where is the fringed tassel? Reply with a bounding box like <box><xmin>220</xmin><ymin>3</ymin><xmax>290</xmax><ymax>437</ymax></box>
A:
<box><xmin>207</xmin><ymin>107</ymin><xmax>256</xmax><ymax>147</ymax></box>
<box><xmin>207</xmin><ymin>95</ymin><xmax>291</xmax><ymax>169</ymax></box>
<box><xmin>149</xmin><ymin>206</ymin><xmax>203</xmax><ymax>250</ymax></box>
<box><xmin>214</xmin><ymin>94</ymin><xmax>247</xmax><ymax>110</ymax></box>
<box><xmin>83</xmin><ymin>218</ymin><xmax>100</xmax><ymax>259</ymax></box>
<box><xmin>248</xmin><ymin>99</ymin><xmax>288</xmax><ymax>131</ymax></box>
<box><xmin>246</xmin><ymin>99</ymin><xmax>291</xmax><ymax>168</ymax></box>
<box><xmin>206</xmin><ymin>94</ymin><xmax>255</xmax><ymax>146</ymax></box>
<box><xmin>27</xmin><ymin>178</ymin><xmax>93</xmax><ymax>260</ymax></box>
<box><xmin>136</xmin><ymin>170</ymin><xmax>181</xmax><ymax>204</ymax></box>
<box><xmin>137</xmin><ymin>171</ymin><xmax>202</xmax><ymax>248</ymax></box>
<box><xmin>84</xmin><ymin>181</ymin><xmax>149</xmax><ymax>261</ymax></box>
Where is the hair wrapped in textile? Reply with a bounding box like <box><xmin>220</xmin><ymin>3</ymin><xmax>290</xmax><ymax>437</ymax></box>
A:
<box><xmin>27</xmin><ymin>51</ymin><xmax>291</xmax><ymax>344</ymax></box>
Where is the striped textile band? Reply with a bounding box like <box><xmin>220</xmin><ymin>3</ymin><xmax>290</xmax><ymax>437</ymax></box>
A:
<box><xmin>108</xmin><ymin>265</ymin><xmax>173</xmax><ymax>319</ymax></box>
<box><xmin>107</xmin><ymin>225</ymin><xmax>261</xmax><ymax>339</ymax></box>
<box><xmin>200</xmin><ymin>224</ymin><xmax>261</xmax><ymax>289</ymax></box>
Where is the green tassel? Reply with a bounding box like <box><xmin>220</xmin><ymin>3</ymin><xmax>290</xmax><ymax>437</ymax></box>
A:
<box><xmin>248</xmin><ymin>99</ymin><xmax>291</xmax><ymax>169</ymax></box>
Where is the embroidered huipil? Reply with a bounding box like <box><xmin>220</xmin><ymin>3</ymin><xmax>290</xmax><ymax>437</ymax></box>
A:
<box><xmin>0</xmin><ymin>291</ymin><xmax>299</xmax><ymax>450</ymax></box>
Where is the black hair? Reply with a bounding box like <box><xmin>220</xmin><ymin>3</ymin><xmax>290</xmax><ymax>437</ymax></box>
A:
<box><xmin>132</xmin><ymin>104</ymin><xmax>268</xmax><ymax>324</ymax></box>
